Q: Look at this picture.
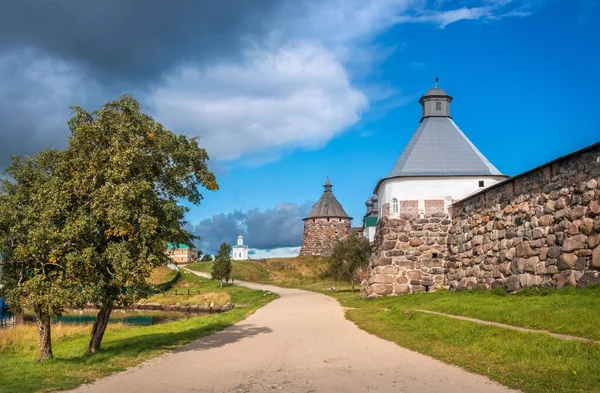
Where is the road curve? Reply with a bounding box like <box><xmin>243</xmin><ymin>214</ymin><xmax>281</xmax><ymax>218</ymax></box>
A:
<box><xmin>72</xmin><ymin>269</ymin><xmax>519</xmax><ymax>393</ymax></box>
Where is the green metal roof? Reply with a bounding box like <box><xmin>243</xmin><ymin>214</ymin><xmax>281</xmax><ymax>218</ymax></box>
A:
<box><xmin>364</xmin><ymin>216</ymin><xmax>377</xmax><ymax>227</ymax></box>
<box><xmin>167</xmin><ymin>243</ymin><xmax>192</xmax><ymax>250</ymax></box>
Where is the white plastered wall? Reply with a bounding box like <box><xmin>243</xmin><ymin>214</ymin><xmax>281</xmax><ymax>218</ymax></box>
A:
<box><xmin>377</xmin><ymin>176</ymin><xmax>507</xmax><ymax>217</ymax></box>
<box><xmin>232</xmin><ymin>246</ymin><xmax>248</xmax><ymax>260</ymax></box>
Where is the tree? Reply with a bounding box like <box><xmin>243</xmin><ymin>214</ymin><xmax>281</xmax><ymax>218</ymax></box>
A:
<box><xmin>0</xmin><ymin>151</ymin><xmax>84</xmax><ymax>361</ymax></box>
<box><xmin>62</xmin><ymin>95</ymin><xmax>218</xmax><ymax>353</ymax></box>
<box><xmin>212</xmin><ymin>243</ymin><xmax>232</xmax><ymax>288</ymax></box>
<box><xmin>201</xmin><ymin>254</ymin><xmax>213</xmax><ymax>262</ymax></box>
<box><xmin>327</xmin><ymin>233</ymin><xmax>371</xmax><ymax>291</ymax></box>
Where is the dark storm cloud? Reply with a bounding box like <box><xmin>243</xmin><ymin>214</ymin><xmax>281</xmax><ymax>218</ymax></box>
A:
<box><xmin>0</xmin><ymin>0</ymin><xmax>305</xmax><ymax>167</ymax></box>
<box><xmin>189</xmin><ymin>202</ymin><xmax>311</xmax><ymax>253</ymax></box>
<box><xmin>0</xmin><ymin>0</ymin><xmax>295</xmax><ymax>83</ymax></box>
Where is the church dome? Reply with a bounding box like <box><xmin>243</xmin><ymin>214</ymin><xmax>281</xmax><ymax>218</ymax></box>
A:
<box><xmin>424</xmin><ymin>87</ymin><xmax>448</xmax><ymax>96</ymax></box>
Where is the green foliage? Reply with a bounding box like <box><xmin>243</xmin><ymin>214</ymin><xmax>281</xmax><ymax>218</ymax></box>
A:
<box><xmin>212</xmin><ymin>243</ymin><xmax>232</xmax><ymax>284</ymax></box>
<box><xmin>0</xmin><ymin>94</ymin><xmax>219</xmax><ymax>355</ymax></box>
<box><xmin>327</xmin><ymin>233</ymin><xmax>371</xmax><ymax>290</ymax></box>
<box><xmin>200</xmin><ymin>254</ymin><xmax>213</xmax><ymax>262</ymax></box>
<box><xmin>0</xmin><ymin>151</ymin><xmax>88</xmax><ymax>360</ymax></box>
<box><xmin>0</xmin><ymin>151</ymin><xmax>84</xmax><ymax>315</ymax></box>
<box><xmin>59</xmin><ymin>95</ymin><xmax>218</xmax><ymax>350</ymax></box>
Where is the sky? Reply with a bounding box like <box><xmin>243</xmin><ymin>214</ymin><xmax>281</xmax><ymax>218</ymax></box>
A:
<box><xmin>1</xmin><ymin>0</ymin><xmax>599</xmax><ymax>256</ymax></box>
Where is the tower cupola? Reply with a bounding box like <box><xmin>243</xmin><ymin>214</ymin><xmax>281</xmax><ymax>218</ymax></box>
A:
<box><xmin>419</xmin><ymin>77</ymin><xmax>453</xmax><ymax>122</ymax></box>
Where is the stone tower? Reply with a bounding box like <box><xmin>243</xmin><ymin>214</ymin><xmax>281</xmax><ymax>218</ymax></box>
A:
<box><xmin>300</xmin><ymin>177</ymin><xmax>352</xmax><ymax>257</ymax></box>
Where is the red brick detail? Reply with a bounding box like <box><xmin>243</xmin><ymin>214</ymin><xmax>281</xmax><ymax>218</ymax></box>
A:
<box><xmin>400</xmin><ymin>200</ymin><xmax>418</xmax><ymax>214</ymax></box>
<box><xmin>425</xmin><ymin>200</ymin><xmax>445</xmax><ymax>214</ymax></box>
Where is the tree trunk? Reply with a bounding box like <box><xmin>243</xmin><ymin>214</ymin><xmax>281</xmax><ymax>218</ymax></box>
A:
<box><xmin>351</xmin><ymin>280</ymin><xmax>355</xmax><ymax>292</ymax></box>
<box><xmin>89</xmin><ymin>305</ymin><xmax>113</xmax><ymax>353</ymax></box>
<box><xmin>35</xmin><ymin>308</ymin><xmax>53</xmax><ymax>362</ymax></box>
<box><xmin>220</xmin><ymin>279</ymin><xmax>223</xmax><ymax>288</ymax></box>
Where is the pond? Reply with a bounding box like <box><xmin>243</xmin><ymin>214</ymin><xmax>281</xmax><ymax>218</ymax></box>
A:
<box><xmin>9</xmin><ymin>309</ymin><xmax>196</xmax><ymax>328</ymax></box>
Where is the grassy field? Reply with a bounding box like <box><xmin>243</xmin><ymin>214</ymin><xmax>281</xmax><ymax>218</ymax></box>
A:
<box><xmin>187</xmin><ymin>256</ymin><xmax>330</xmax><ymax>286</ymax></box>
<box><xmin>191</xmin><ymin>257</ymin><xmax>600</xmax><ymax>393</ymax></box>
<box><xmin>188</xmin><ymin>260</ymin><xmax>271</xmax><ymax>282</ymax></box>
<box><xmin>0</xmin><ymin>269</ymin><xmax>277</xmax><ymax>393</ymax></box>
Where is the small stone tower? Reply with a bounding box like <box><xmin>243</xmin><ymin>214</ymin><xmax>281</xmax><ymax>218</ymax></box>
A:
<box><xmin>300</xmin><ymin>177</ymin><xmax>352</xmax><ymax>257</ymax></box>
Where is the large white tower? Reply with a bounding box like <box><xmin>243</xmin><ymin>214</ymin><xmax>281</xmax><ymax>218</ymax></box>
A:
<box><xmin>374</xmin><ymin>80</ymin><xmax>509</xmax><ymax>217</ymax></box>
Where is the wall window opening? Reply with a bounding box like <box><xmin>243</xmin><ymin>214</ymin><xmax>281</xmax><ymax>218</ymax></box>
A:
<box><xmin>436</xmin><ymin>101</ymin><xmax>442</xmax><ymax>111</ymax></box>
<box><xmin>479</xmin><ymin>180</ymin><xmax>485</xmax><ymax>187</ymax></box>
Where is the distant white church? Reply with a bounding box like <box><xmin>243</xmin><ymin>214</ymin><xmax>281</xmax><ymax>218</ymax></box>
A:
<box><xmin>232</xmin><ymin>235</ymin><xmax>249</xmax><ymax>260</ymax></box>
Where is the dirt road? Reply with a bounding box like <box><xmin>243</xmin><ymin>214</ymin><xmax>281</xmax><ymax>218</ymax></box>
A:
<box><xmin>72</xmin><ymin>270</ymin><xmax>518</xmax><ymax>393</ymax></box>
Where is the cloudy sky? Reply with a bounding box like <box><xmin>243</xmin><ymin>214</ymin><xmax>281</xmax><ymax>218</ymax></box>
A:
<box><xmin>1</xmin><ymin>0</ymin><xmax>599</xmax><ymax>255</ymax></box>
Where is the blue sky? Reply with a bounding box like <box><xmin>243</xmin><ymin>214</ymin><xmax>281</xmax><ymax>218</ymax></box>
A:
<box><xmin>1</xmin><ymin>0</ymin><xmax>599</xmax><ymax>255</ymax></box>
<box><xmin>186</xmin><ymin>0</ymin><xmax>600</xmax><ymax>254</ymax></box>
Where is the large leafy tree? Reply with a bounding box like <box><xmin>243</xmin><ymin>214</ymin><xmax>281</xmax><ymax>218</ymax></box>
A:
<box><xmin>0</xmin><ymin>151</ymin><xmax>84</xmax><ymax>361</ymax></box>
<box><xmin>212</xmin><ymin>243</ymin><xmax>232</xmax><ymax>287</ymax></box>
<box><xmin>201</xmin><ymin>254</ymin><xmax>213</xmax><ymax>262</ymax></box>
<box><xmin>62</xmin><ymin>95</ymin><xmax>218</xmax><ymax>352</ymax></box>
<box><xmin>327</xmin><ymin>233</ymin><xmax>371</xmax><ymax>291</ymax></box>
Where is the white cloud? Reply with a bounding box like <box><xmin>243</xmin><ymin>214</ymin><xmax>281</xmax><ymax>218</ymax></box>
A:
<box><xmin>152</xmin><ymin>42</ymin><xmax>368</xmax><ymax>160</ymax></box>
<box><xmin>150</xmin><ymin>0</ymin><xmax>542</xmax><ymax>162</ymax></box>
<box><xmin>249</xmin><ymin>247</ymin><xmax>301</xmax><ymax>259</ymax></box>
<box><xmin>392</xmin><ymin>1</ymin><xmax>538</xmax><ymax>28</ymax></box>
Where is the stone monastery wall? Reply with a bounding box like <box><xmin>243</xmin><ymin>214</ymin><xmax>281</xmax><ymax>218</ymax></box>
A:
<box><xmin>362</xmin><ymin>142</ymin><xmax>600</xmax><ymax>297</ymax></box>
<box><xmin>300</xmin><ymin>217</ymin><xmax>351</xmax><ymax>257</ymax></box>
<box><xmin>361</xmin><ymin>208</ymin><xmax>449</xmax><ymax>298</ymax></box>
<box><xmin>447</xmin><ymin>142</ymin><xmax>600</xmax><ymax>292</ymax></box>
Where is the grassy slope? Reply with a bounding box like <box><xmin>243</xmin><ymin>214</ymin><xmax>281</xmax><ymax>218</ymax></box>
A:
<box><xmin>0</xmin><ymin>270</ymin><xmax>277</xmax><ymax>393</ymax></box>
<box><xmin>188</xmin><ymin>260</ymin><xmax>271</xmax><ymax>282</ymax></box>
<box><xmin>198</xmin><ymin>257</ymin><xmax>600</xmax><ymax>393</ymax></box>
<box><xmin>147</xmin><ymin>266</ymin><xmax>178</xmax><ymax>286</ymax></box>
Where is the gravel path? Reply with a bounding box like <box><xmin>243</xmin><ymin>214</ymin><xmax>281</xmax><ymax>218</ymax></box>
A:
<box><xmin>72</xmin><ymin>270</ymin><xmax>519</xmax><ymax>393</ymax></box>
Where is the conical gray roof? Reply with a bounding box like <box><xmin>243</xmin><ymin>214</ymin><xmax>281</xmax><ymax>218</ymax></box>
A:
<box><xmin>304</xmin><ymin>177</ymin><xmax>351</xmax><ymax>220</ymax></box>
<box><xmin>385</xmin><ymin>117</ymin><xmax>503</xmax><ymax>178</ymax></box>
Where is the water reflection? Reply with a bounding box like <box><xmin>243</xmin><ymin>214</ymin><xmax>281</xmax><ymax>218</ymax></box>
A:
<box><xmin>18</xmin><ymin>309</ymin><xmax>195</xmax><ymax>327</ymax></box>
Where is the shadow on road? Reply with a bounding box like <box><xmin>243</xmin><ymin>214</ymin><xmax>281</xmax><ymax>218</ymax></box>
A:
<box><xmin>176</xmin><ymin>323</ymin><xmax>272</xmax><ymax>352</ymax></box>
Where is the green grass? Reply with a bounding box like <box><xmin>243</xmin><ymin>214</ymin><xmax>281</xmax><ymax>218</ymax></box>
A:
<box><xmin>403</xmin><ymin>286</ymin><xmax>600</xmax><ymax>341</ymax></box>
<box><xmin>187</xmin><ymin>260</ymin><xmax>271</xmax><ymax>282</ymax></box>
<box><xmin>330</xmin><ymin>289</ymin><xmax>600</xmax><ymax>393</ymax></box>
<box><xmin>0</xmin><ymin>269</ymin><xmax>278</xmax><ymax>393</ymax></box>
<box><xmin>190</xmin><ymin>257</ymin><xmax>600</xmax><ymax>393</ymax></box>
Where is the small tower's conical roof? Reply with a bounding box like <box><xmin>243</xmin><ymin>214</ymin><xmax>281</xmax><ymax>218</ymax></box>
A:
<box><xmin>304</xmin><ymin>177</ymin><xmax>351</xmax><ymax>220</ymax></box>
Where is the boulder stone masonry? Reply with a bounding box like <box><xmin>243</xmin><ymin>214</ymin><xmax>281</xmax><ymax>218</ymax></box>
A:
<box><xmin>361</xmin><ymin>208</ymin><xmax>449</xmax><ymax>298</ymax></box>
<box><xmin>300</xmin><ymin>217</ymin><xmax>351</xmax><ymax>257</ymax></box>
<box><xmin>362</xmin><ymin>142</ymin><xmax>600</xmax><ymax>298</ymax></box>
